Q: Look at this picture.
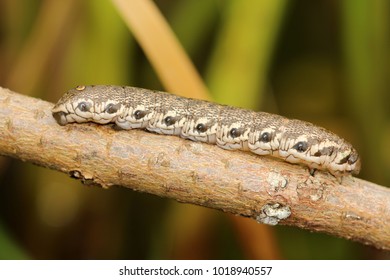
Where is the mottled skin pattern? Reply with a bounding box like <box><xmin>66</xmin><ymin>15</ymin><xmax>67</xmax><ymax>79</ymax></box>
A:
<box><xmin>52</xmin><ymin>85</ymin><xmax>361</xmax><ymax>176</ymax></box>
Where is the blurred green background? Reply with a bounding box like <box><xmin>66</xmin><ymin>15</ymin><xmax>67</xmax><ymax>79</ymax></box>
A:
<box><xmin>0</xmin><ymin>0</ymin><xmax>389</xmax><ymax>259</ymax></box>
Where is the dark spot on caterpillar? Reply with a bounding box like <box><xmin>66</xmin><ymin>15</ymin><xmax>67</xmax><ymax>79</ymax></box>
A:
<box><xmin>164</xmin><ymin>116</ymin><xmax>176</xmax><ymax>126</ymax></box>
<box><xmin>229</xmin><ymin>128</ymin><xmax>241</xmax><ymax>138</ymax></box>
<box><xmin>260</xmin><ymin>132</ymin><xmax>271</xmax><ymax>143</ymax></box>
<box><xmin>293</xmin><ymin>141</ymin><xmax>308</xmax><ymax>152</ymax></box>
<box><xmin>134</xmin><ymin>110</ymin><xmax>147</xmax><ymax>120</ymax></box>
<box><xmin>105</xmin><ymin>103</ymin><xmax>121</xmax><ymax>114</ymax></box>
<box><xmin>77</xmin><ymin>101</ymin><xmax>91</xmax><ymax>112</ymax></box>
<box><xmin>338</xmin><ymin>154</ymin><xmax>350</xmax><ymax>165</ymax></box>
<box><xmin>314</xmin><ymin>146</ymin><xmax>334</xmax><ymax>157</ymax></box>
<box><xmin>195</xmin><ymin>123</ymin><xmax>208</xmax><ymax>133</ymax></box>
<box><xmin>347</xmin><ymin>152</ymin><xmax>359</xmax><ymax>164</ymax></box>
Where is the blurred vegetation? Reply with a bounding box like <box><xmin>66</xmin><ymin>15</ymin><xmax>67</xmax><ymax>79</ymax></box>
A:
<box><xmin>0</xmin><ymin>0</ymin><xmax>389</xmax><ymax>259</ymax></box>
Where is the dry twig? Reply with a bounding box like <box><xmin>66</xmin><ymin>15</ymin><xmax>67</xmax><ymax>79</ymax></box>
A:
<box><xmin>0</xmin><ymin>87</ymin><xmax>389</xmax><ymax>250</ymax></box>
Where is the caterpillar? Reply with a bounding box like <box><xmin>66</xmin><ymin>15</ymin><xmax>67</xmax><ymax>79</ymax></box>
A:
<box><xmin>52</xmin><ymin>85</ymin><xmax>361</xmax><ymax>176</ymax></box>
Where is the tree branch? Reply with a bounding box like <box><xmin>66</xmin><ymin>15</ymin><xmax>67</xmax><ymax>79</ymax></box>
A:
<box><xmin>0</xmin><ymin>86</ymin><xmax>389</xmax><ymax>250</ymax></box>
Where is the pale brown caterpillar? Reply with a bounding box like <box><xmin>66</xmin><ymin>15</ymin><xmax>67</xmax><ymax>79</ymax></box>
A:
<box><xmin>52</xmin><ymin>85</ymin><xmax>361</xmax><ymax>176</ymax></box>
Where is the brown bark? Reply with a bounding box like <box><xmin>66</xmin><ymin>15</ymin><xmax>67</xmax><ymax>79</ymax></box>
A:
<box><xmin>0</xmin><ymin>86</ymin><xmax>389</xmax><ymax>250</ymax></box>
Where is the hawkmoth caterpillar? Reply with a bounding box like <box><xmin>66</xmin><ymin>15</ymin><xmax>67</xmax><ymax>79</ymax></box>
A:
<box><xmin>52</xmin><ymin>85</ymin><xmax>361</xmax><ymax>176</ymax></box>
